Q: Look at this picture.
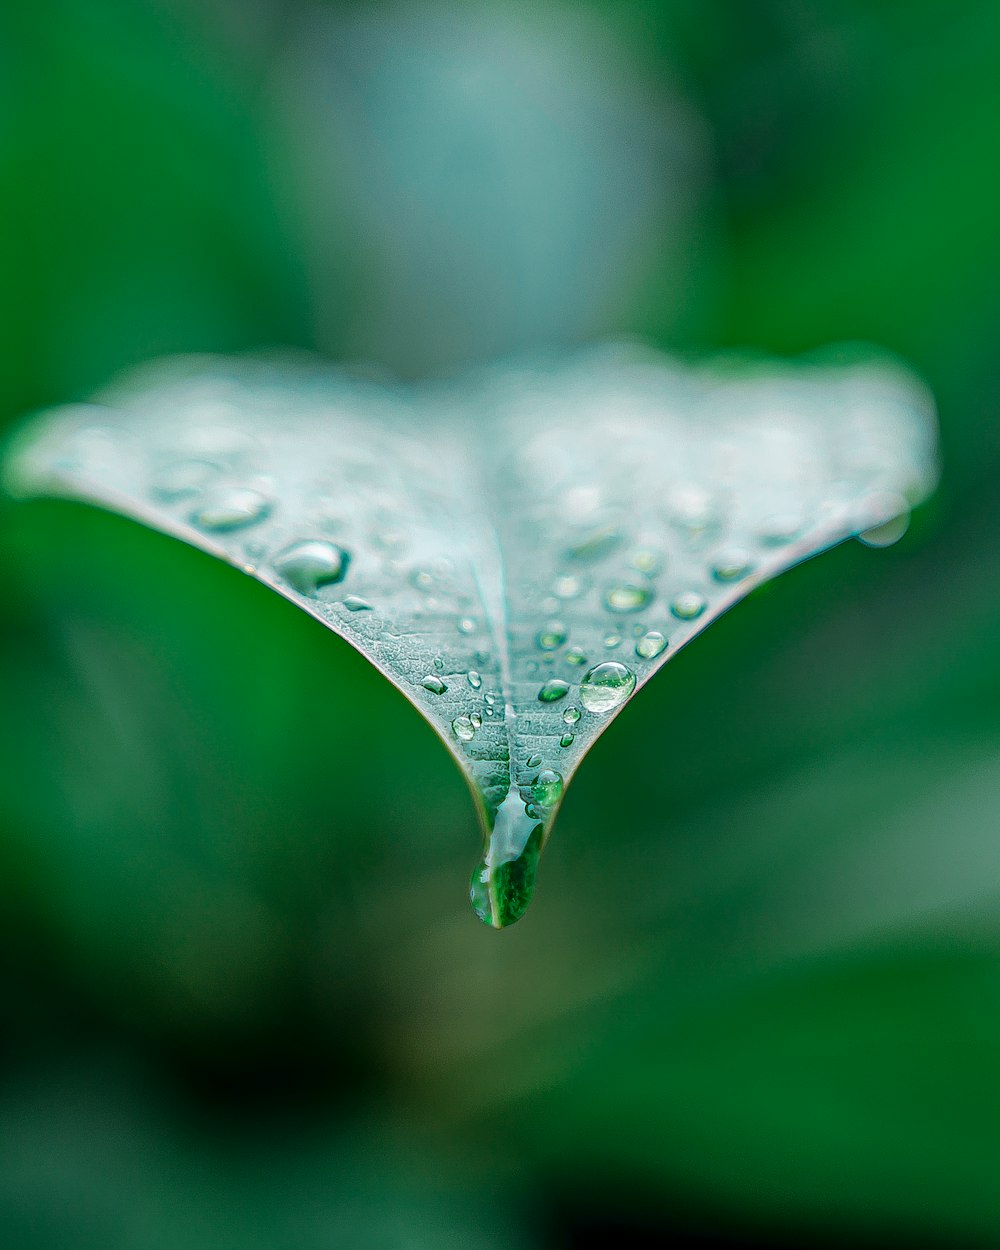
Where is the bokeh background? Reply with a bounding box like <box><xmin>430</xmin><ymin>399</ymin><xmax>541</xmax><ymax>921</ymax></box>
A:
<box><xmin>2</xmin><ymin>2</ymin><xmax>1000</xmax><ymax>1245</ymax></box>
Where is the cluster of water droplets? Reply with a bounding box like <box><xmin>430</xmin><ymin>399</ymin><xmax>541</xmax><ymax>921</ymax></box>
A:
<box><xmin>5</xmin><ymin>346</ymin><xmax>937</xmax><ymax>930</ymax></box>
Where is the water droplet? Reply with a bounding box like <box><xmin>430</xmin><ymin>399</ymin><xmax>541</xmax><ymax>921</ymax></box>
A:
<box><xmin>630</xmin><ymin>548</ymin><xmax>660</xmax><ymax>574</ymax></box>
<box><xmin>468</xmin><ymin>670</ymin><xmax>482</xmax><ymax>689</ymax></box>
<box><xmin>410</xmin><ymin>568</ymin><xmax>435</xmax><ymax>591</ymax></box>
<box><xmin>758</xmin><ymin>513</ymin><xmax>802</xmax><ymax>545</ymax></box>
<box><xmin>569</xmin><ymin>527</ymin><xmax>622</xmax><ymax>562</ymax></box>
<box><xmin>562</xmin><ymin>706</ymin><xmax>581</xmax><ymax>724</ymax></box>
<box><xmin>470</xmin><ymin>788</ymin><xmax>544</xmax><ymax>929</ymax></box>
<box><xmin>536</xmin><ymin>621</ymin><xmax>568</xmax><ymax>650</ymax></box>
<box><xmin>458</xmin><ymin>617</ymin><xmax>476</xmax><ymax>634</ymax></box>
<box><xmin>273</xmin><ymin>539</ymin><xmax>349</xmax><ymax>595</ymax></box>
<box><xmin>605</xmin><ymin>584</ymin><xmax>653</xmax><ymax>613</ymax></box>
<box><xmin>191</xmin><ymin>487</ymin><xmax>270</xmax><ymax>532</ymax></box>
<box><xmin>526</xmin><ymin>753</ymin><xmax>543</xmax><ymax>768</ymax></box>
<box><xmin>433</xmin><ymin>656</ymin><xmax>445</xmax><ymax>671</ymax></box>
<box><xmin>553</xmin><ymin>573</ymin><xmax>584</xmax><ymax>599</ymax></box>
<box><xmin>565</xmin><ymin>646</ymin><xmax>588</xmax><ymax>666</ymax></box>
<box><xmin>560</xmin><ymin>733</ymin><xmax>575</xmax><ymax>748</ymax></box>
<box><xmin>152</xmin><ymin>458</ymin><xmax>220</xmax><ymax>500</ymax></box>
<box><xmin>470</xmin><ymin>712</ymin><xmax>482</xmax><ymax>730</ymax></box>
<box><xmin>858</xmin><ymin>495</ymin><xmax>911</xmax><ymax>548</ymax></box>
<box><xmin>580</xmin><ymin>661</ymin><xmax>636</xmax><ymax>713</ymax></box>
<box><xmin>604</xmin><ymin>633</ymin><xmax>622</xmax><ymax>649</ymax></box>
<box><xmin>538</xmin><ymin>678</ymin><xmax>571</xmax><ymax>703</ymax></box>
<box><xmin>475</xmin><ymin>649</ymin><xmax>491</xmax><ymax>667</ymax></box>
<box><xmin>671</xmin><ymin>591</ymin><xmax>706</xmax><ymax>620</ymax></box>
<box><xmin>711</xmin><ymin>549</ymin><xmax>754</xmax><ymax>582</ymax></box>
<box><xmin>342</xmin><ymin>595</ymin><xmax>372</xmax><ymax>611</ymax></box>
<box><xmin>421</xmin><ymin>675</ymin><xmax>447</xmax><ymax>694</ymax></box>
<box><xmin>531</xmin><ymin>769</ymin><xmax>564</xmax><ymax>807</ymax></box>
<box><xmin>484</xmin><ymin>691</ymin><xmax>500</xmax><ymax>706</ymax></box>
<box><xmin>453</xmin><ymin>715</ymin><xmax>476</xmax><ymax>742</ymax></box>
<box><xmin>635</xmin><ymin>630</ymin><xmax>667</xmax><ymax>659</ymax></box>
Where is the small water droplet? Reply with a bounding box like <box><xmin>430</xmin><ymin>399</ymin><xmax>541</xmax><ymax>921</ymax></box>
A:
<box><xmin>565</xmin><ymin>646</ymin><xmax>588</xmax><ymax>666</ymax></box>
<box><xmin>468</xmin><ymin>670</ymin><xmax>482</xmax><ymax>689</ymax></box>
<box><xmin>152</xmin><ymin>458</ymin><xmax>220</xmax><ymax>500</ymax></box>
<box><xmin>526</xmin><ymin>753</ymin><xmax>543</xmax><ymax>768</ymax></box>
<box><xmin>484</xmin><ymin>691</ymin><xmax>500</xmax><ymax>706</ymax></box>
<box><xmin>580</xmin><ymin>661</ymin><xmax>636</xmax><ymax>713</ymax></box>
<box><xmin>531</xmin><ymin>769</ymin><xmax>564</xmax><ymax>807</ymax></box>
<box><xmin>538</xmin><ymin>678</ymin><xmax>571</xmax><ymax>703</ymax></box>
<box><xmin>410</xmin><ymin>568</ymin><xmax>435</xmax><ymax>591</ymax></box>
<box><xmin>560</xmin><ymin>733</ymin><xmax>575</xmax><ymax>748</ymax></box>
<box><xmin>758</xmin><ymin>513</ymin><xmax>802</xmax><ymax>545</ymax></box>
<box><xmin>475</xmin><ymin>649</ymin><xmax>491</xmax><ymax>667</ymax></box>
<box><xmin>421</xmin><ymin>675</ymin><xmax>448</xmax><ymax>694</ymax></box>
<box><xmin>453</xmin><ymin>715</ymin><xmax>476</xmax><ymax>742</ymax></box>
<box><xmin>191</xmin><ymin>487</ymin><xmax>270</xmax><ymax>532</ymax></box>
<box><xmin>636</xmin><ymin>630</ymin><xmax>667</xmax><ymax>659</ymax></box>
<box><xmin>553</xmin><ymin>574</ymin><xmax>584</xmax><ymax>599</ymax></box>
<box><xmin>605</xmin><ymin>584</ymin><xmax>653</xmax><ymax>613</ymax></box>
<box><xmin>562</xmin><ymin>706</ymin><xmax>581</xmax><ymax>724</ymax></box>
<box><xmin>604</xmin><ymin>633</ymin><xmax>622</xmax><ymax>649</ymax></box>
<box><xmin>433</xmin><ymin>656</ymin><xmax>445</xmax><ymax>671</ymax></box>
<box><xmin>342</xmin><ymin>595</ymin><xmax>372</xmax><ymax>611</ymax></box>
<box><xmin>671</xmin><ymin>591</ymin><xmax>706</xmax><ymax>620</ymax></box>
<box><xmin>273</xmin><ymin>539</ymin><xmax>349</xmax><ymax>595</ymax></box>
<box><xmin>458</xmin><ymin>617</ymin><xmax>476</xmax><ymax>634</ymax></box>
<box><xmin>536</xmin><ymin>621</ymin><xmax>568</xmax><ymax>650</ymax></box>
<box><xmin>711</xmin><ymin>549</ymin><xmax>754</xmax><ymax>582</ymax></box>
<box><xmin>470</xmin><ymin>712</ymin><xmax>482</xmax><ymax>730</ymax></box>
<box><xmin>630</xmin><ymin>548</ymin><xmax>660</xmax><ymax>575</ymax></box>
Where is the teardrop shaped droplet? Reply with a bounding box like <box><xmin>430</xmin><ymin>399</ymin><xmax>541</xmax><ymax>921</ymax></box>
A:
<box><xmin>531</xmin><ymin>769</ymin><xmax>564</xmax><ymax>807</ymax></box>
<box><xmin>470</xmin><ymin>787</ymin><xmax>544</xmax><ymax>929</ymax></box>
<box><xmin>273</xmin><ymin>539</ymin><xmax>349</xmax><ymax>595</ymax></box>
<box><xmin>635</xmin><ymin>630</ymin><xmax>667</xmax><ymax>659</ymax></box>
<box><xmin>538</xmin><ymin>678</ymin><xmax>571</xmax><ymax>703</ymax></box>
<box><xmin>580</xmin><ymin>661</ymin><xmax>636</xmax><ymax>713</ymax></box>
<box><xmin>191</xmin><ymin>486</ymin><xmax>270</xmax><ymax>532</ymax></box>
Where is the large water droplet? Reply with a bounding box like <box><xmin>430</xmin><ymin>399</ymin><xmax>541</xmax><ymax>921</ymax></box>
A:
<box><xmin>531</xmin><ymin>769</ymin><xmax>564</xmax><ymax>807</ymax></box>
<box><xmin>605</xmin><ymin>584</ymin><xmax>653</xmax><ymax>613</ymax></box>
<box><xmin>191</xmin><ymin>487</ymin><xmax>270</xmax><ymax>531</ymax></box>
<box><xmin>273</xmin><ymin>539</ymin><xmax>349</xmax><ymax>595</ymax></box>
<box><xmin>536</xmin><ymin>621</ymin><xmax>568</xmax><ymax>650</ymax></box>
<box><xmin>580</xmin><ymin>661</ymin><xmax>636</xmax><ymax>713</ymax></box>
<box><xmin>470</xmin><ymin>787</ymin><xmax>544</xmax><ymax>929</ymax></box>
<box><xmin>538</xmin><ymin>678</ymin><xmax>571</xmax><ymax>703</ymax></box>
<box><xmin>635</xmin><ymin>630</ymin><xmax>667</xmax><ymax>659</ymax></box>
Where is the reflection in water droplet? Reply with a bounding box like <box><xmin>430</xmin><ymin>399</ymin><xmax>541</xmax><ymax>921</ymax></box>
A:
<box><xmin>636</xmin><ymin>630</ymin><xmax>667</xmax><ymax>659</ymax></box>
<box><xmin>531</xmin><ymin>769</ymin><xmax>564</xmax><ymax>807</ymax></box>
<box><xmin>468</xmin><ymin>670</ymin><xmax>482</xmax><ymax>689</ymax></box>
<box><xmin>536</xmin><ymin>621</ymin><xmax>568</xmax><ymax>650</ymax></box>
<box><xmin>538</xmin><ymin>678</ymin><xmax>571</xmax><ymax>702</ymax></box>
<box><xmin>711</xmin><ymin>549</ymin><xmax>754</xmax><ymax>582</ymax></box>
<box><xmin>671</xmin><ymin>591</ymin><xmax>706</xmax><ymax>619</ymax></box>
<box><xmin>565</xmin><ymin>646</ymin><xmax>588</xmax><ymax>666</ymax></box>
<box><xmin>580</xmin><ymin>661</ymin><xmax>636</xmax><ymax>713</ymax></box>
<box><xmin>560</xmin><ymin>733</ymin><xmax>575</xmax><ymax>748</ymax></box>
<box><xmin>191</xmin><ymin>487</ymin><xmax>270</xmax><ymax>532</ymax></box>
<box><xmin>421</xmin><ymin>675</ymin><xmax>447</xmax><ymax>694</ymax></box>
<box><xmin>553</xmin><ymin>573</ymin><xmax>584</xmax><ymax>599</ymax></box>
<box><xmin>342</xmin><ymin>595</ymin><xmax>372</xmax><ymax>611</ymax></box>
<box><xmin>273</xmin><ymin>539</ymin><xmax>349</xmax><ymax>595</ymax></box>
<box><xmin>453</xmin><ymin>715</ymin><xmax>476</xmax><ymax>742</ymax></box>
<box><xmin>605</xmin><ymin>584</ymin><xmax>653</xmax><ymax>613</ymax></box>
<box><xmin>562</xmin><ymin>706</ymin><xmax>581</xmax><ymax>724</ymax></box>
<box><xmin>470</xmin><ymin>787</ymin><xmax>544</xmax><ymax>929</ymax></box>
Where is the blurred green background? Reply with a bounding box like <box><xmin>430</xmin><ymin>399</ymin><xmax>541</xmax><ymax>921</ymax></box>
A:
<box><xmin>2</xmin><ymin>1</ymin><xmax>1000</xmax><ymax>1246</ymax></box>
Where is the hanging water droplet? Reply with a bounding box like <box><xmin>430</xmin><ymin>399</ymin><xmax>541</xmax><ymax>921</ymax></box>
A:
<box><xmin>580</xmin><ymin>661</ymin><xmax>636</xmax><ymax>713</ymax></box>
<box><xmin>152</xmin><ymin>458</ymin><xmax>220</xmax><ymax>500</ymax></box>
<box><xmin>273</xmin><ymin>539</ymin><xmax>349</xmax><ymax>595</ymax></box>
<box><xmin>526</xmin><ymin>753</ymin><xmax>543</xmax><ymax>768</ymax></box>
<box><xmin>858</xmin><ymin>494</ymin><xmax>911</xmax><ymax>548</ymax></box>
<box><xmin>562</xmin><ymin>706</ymin><xmax>581</xmax><ymax>724</ymax></box>
<box><xmin>538</xmin><ymin>678</ymin><xmax>571</xmax><ymax>703</ymax></box>
<box><xmin>604</xmin><ymin>584</ymin><xmax>653</xmax><ymax>613</ymax></box>
<box><xmin>468</xmin><ymin>670</ymin><xmax>482</xmax><ymax>689</ymax></box>
<box><xmin>191</xmin><ymin>486</ymin><xmax>270</xmax><ymax>532</ymax></box>
<box><xmin>636</xmin><ymin>630</ymin><xmax>667</xmax><ymax>659</ymax></box>
<box><xmin>452</xmin><ymin>715</ymin><xmax>476</xmax><ymax>742</ymax></box>
<box><xmin>630</xmin><ymin>548</ymin><xmax>660</xmax><ymax>575</ymax></box>
<box><xmin>711</xmin><ymin>549</ymin><xmax>754</xmax><ymax>582</ymax></box>
<box><xmin>560</xmin><ymin>733</ymin><xmax>575</xmax><ymax>748</ymax></box>
<box><xmin>342</xmin><ymin>595</ymin><xmax>372</xmax><ymax>611</ymax></box>
<box><xmin>531</xmin><ymin>769</ymin><xmax>564</xmax><ymax>807</ymax></box>
<box><xmin>536</xmin><ymin>621</ymin><xmax>568</xmax><ymax>650</ymax></box>
<box><xmin>565</xmin><ymin>646</ymin><xmax>588</xmax><ymax>666</ymax></box>
<box><xmin>421</xmin><ymin>675</ymin><xmax>447</xmax><ymax>694</ymax></box>
<box><xmin>671</xmin><ymin>591</ymin><xmax>706</xmax><ymax>620</ymax></box>
<box><xmin>458</xmin><ymin>616</ymin><xmax>476</xmax><ymax>634</ymax></box>
<box><xmin>552</xmin><ymin>573</ymin><xmax>584</xmax><ymax>599</ymax></box>
<box><xmin>470</xmin><ymin>787</ymin><xmax>544</xmax><ymax>929</ymax></box>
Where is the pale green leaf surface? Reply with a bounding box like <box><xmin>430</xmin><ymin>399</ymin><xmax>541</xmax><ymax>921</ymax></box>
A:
<box><xmin>4</xmin><ymin>344</ymin><xmax>937</xmax><ymax>926</ymax></box>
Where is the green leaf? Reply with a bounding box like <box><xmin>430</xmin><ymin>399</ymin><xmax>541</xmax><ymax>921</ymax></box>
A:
<box><xmin>4</xmin><ymin>343</ymin><xmax>937</xmax><ymax>926</ymax></box>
